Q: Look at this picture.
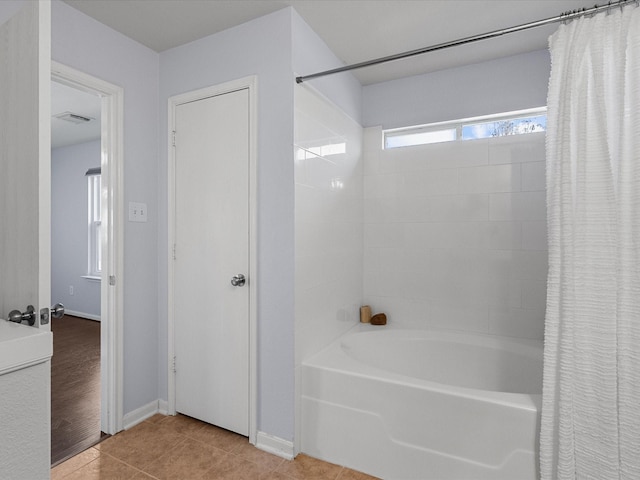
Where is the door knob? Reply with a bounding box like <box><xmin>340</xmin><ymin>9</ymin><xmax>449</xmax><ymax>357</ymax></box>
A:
<box><xmin>8</xmin><ymin>305</ymin><xmax>36</xmax><ymax>326</ymax></box>
<box><xmin>231</xmin><ymin>274</ymin><xmax>246</xmax><ymax>287</ymax></box>
<box><xmin>51</xmin><ymin>303</ymin><xmax>65</xmax><ymax>319</ymax></box>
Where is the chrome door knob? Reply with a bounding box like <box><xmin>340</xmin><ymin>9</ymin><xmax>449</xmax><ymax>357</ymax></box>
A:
<box><xmin>51</xmin><ymin>303</ymin><xmax>65</xmax><ymax>319</ymax></box>
<box><xmin>231</xmin><ymin>274</ymin><xmax>246</xmax><ymax>287</ymax></box>
<box><xmin>8</xmin><ymin>305</ymin><xmax>36</xmax><ymax>326</ymax></box>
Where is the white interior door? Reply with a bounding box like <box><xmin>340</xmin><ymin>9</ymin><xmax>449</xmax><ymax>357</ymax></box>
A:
<box><xmin>174</xmin><ymin>88</ymin><xmax>250</xmax><ymax>436</ymax></box>
<box><xmin>0</xmin><ymin>1</ymin><xmax>51</xmax><ymax>327</ymax></box>
<box><xmin>0</xmin><ymin>2</ymin><xmax>51</xmax><ymax>477</ymax></box>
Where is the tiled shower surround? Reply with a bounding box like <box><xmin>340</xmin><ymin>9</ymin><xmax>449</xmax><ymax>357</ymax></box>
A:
<box><xmin>363</xmin><ymin>127</ymin><xmax>547</xmax><ymax>340</ymax></box>
<box><xmin>294</xmin><ymin>97</ymin><xmax>547</xmax><ymax>369</ymax></box>
<box><xmin>294</xmin><ymin>86</ymin><xmax>364</xmax><ymax>365</ymax></box>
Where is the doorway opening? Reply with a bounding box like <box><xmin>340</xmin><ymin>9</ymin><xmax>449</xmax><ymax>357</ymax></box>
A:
<box><xmin>50</xmin><ymin>62</ymin><xmax>124</xmax><ymax>464</ymax></box>
<box><xmin>50</xmin><ymin>79</ymin><xmax>102</xmax><ymax>463</ymax></box>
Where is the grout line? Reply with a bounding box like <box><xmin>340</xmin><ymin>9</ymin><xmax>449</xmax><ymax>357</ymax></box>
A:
<box><xmin>50</xmin><ymin>447</ymin><xmax>101</xmax><ymax>480</ymax></box>
<box><xmin>100</xmin><ymin>450</ymin><xmax>162</xmax><ymax>479</ymax></box>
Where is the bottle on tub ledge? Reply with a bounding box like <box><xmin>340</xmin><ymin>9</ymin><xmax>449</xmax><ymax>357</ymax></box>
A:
<box><xmin>360</xmin><ymin>305</ymin><xmax>371</xmax><ymax>323</ymax></box>
<box><xmin>360</xmin><ymin>305</ymin><xmax>387</xmax><ymax>325</ymax></box>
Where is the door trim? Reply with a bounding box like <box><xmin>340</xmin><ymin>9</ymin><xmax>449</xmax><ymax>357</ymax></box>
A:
<box><xmin>51</xmin><ymin>61</ymin><xmax>124</xmax><ymax>435</ymax></box>
<box><xmin>167</xmin><ymin>76</ymin><xmax>258</xmax><ymax>445</ymax></box>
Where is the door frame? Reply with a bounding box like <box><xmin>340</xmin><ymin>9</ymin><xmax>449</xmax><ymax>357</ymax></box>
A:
<box><xmin>167</xmin><ymin>76</ymin><xmax>258</xmax><ymax>445</ymax></box>
<box><xmin>51</xmin><ymin>61</ymin><xmax>124</xmax><ymax>435</ymax></box>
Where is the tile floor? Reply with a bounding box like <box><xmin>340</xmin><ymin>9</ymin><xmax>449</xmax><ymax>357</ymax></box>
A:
<box><xmin>51</xmin><ymin>414</ymin><xmax>379</xmax><ymax>480</ymax></box>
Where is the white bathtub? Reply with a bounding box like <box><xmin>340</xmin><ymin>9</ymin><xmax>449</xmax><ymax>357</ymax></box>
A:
<box><xmin>300</xmin><ymin>324</ymin><xmax>542</xmax><ymax>479</ymax></box>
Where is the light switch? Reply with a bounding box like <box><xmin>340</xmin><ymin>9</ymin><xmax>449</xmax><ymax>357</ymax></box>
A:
<box><xmin>129</xmin><ymin>202</ymin><xmax>148</xmax><ymax>222</ymax></box>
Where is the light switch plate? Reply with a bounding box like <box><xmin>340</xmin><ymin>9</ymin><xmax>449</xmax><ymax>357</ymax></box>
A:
<box><xmin>129</xmin><ymin>202</ymin><xmax>148</xmax><ymax>222</ymax></box>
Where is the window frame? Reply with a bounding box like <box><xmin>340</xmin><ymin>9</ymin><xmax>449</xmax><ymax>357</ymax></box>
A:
<box><xmin>383</xmin><ymin>107</ymin><xmax>547</xmax><ymax>149</ymax></box>
<box><xmin>87</xmin><ymin>172</ymin><xmax>102</xmax><ymax>278</ymax></box>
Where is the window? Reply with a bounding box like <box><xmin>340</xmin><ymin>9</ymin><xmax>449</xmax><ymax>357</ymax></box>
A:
<box><xmin>384</xmin><ymin>108</ymin><xmax>546</xmax><ymax>149</ymax></box>
<box><xmin>461</xmin><ymin>113</ymin><xmax>546</xmax><ymax>140</ymax></box>
<box><xmin>87</xmin><ymin>170</ymin><xmax>102</xmax><ymax>277</ymax></box>
<box><xmin>384</xmin><ymin>127</ymin><xmax>456</xmax><ymax>149</ymax></box>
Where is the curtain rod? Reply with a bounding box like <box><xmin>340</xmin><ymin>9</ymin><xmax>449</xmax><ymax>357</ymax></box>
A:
<box><xmin>295</xmin><ymin>0</ymin><xmax>636</xmax><ymax>84</ymax></box>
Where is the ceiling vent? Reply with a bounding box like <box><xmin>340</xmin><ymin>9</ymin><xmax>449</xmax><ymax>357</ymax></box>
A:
<box><xmin>53</xmin><ymin>111</ymin><xmax>94</xmax><ymax>124</ymax></box>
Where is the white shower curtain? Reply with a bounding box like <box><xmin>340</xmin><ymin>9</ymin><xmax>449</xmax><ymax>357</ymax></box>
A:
<box><xmin>541</xmin><ymin>4</ymin><xmax>640</xmax><ymax>479</ymax></box>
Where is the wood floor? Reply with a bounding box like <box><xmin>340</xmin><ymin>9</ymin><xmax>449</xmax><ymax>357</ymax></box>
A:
<box><xmin>51</xmin><ymin>315</ymin><xmax>103</xmax><ymax>466</ymax></box>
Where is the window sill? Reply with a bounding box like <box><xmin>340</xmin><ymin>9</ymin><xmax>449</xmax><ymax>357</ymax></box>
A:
<box><xmin>82</xmin><ymin>275</ymin><xmax>101</xmax><ymax>282</ymax></box>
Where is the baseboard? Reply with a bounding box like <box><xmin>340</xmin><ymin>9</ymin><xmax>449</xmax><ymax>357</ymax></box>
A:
<box><xmin>158</xmin><ymin>399</ymin><xmax>169</xmax><ymax>416</ymax></box>
<box><xmin>256</xmin><ymin>431</ymin><xmax>295</xmax><ymax>460</ymax></box>
<box><xmin>65</xmin><ymin>309</ymin><xmax>101</xmax><ymax>322</ymax></box>
<box><xmin>122</xmin><ymin>400</ymin><xmax>159</xmax><ymax>430</ymax></box>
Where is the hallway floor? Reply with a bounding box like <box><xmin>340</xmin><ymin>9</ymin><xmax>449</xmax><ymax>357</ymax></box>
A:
<box><xmin>51</xmin><ymin>413</ymin><xmax>378</xmax><ymax>479</ymax></box>
<box><xmin>51</xmin><ymin>315</ymin><xmax>102</xmax><ymax>465</ymax></box>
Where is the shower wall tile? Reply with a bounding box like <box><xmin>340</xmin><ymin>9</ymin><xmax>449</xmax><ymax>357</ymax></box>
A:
<box><xmin>429</xmin><ymin>194</ymin><xmax>489</xmax><ymax>222</ymax></box>
<box><xmin>403</xmin><ymin>169</ymin><xmax>458</xmax><ymax>196</ymax></box>
<box><xmin>488</xmin><ymin>132</ymin><xmax>546</xmax><ymax>165</ymax></box>
<box><xmin>364</xmin><ymin>295</ymin><xmax>430</xmax><ymax>329</ymax></box>
<box><xmin>521</xmin><ymin>161</ymin><xmax>546</xmax><ymax>191</ymax></box>
<box><xmin>384</xmin><ymin>146</ymin><xmax>452</xmax><ymax>171</ymax></box>
<box><xmin>489</xmin><ymin>191</ymin><xmax>546</xmax><ymax>221</ymax></box>
<box><xmin>452</xmin><ymin>140</ymin><xmax>490</xmax><ymax>168</ymax></box>
<box><xmin>458</xmin><ymin>164</ymin><xmax>521</xmax><ymax>194</ymax></box>
<box><xmin>513</xmin><ymin>250</ymin><xmax>548</xmax><ymax>280</ymax></box>
<box><xmin>427</xmin><ymin>223</ymin><xmax>480</xmax><ymax>250</ymax></box>
<box><xmin>400</xmin><ymin>196</ymin><xmax>434</xmax><ymax>222</ymax></box>
<box><xmin>364</xmin><ymin>197</ymin><xmax>428</xmax><ymax>224</ymax></box>
<box><xmin>375</xmin><ymin>248</ymin><xmax>407</xmax><ymax>273</ymax></box>
<box><xmin>522</xmin><ymin>279</ymin><xmax>547</xmax><ymax>311</ymax></box>
<box><xmin>363</xmin><ymin>126</ymin><xmax>547</xmax><ymax>341</ymax></box>
<box><xmin>364</xmin><ymin>223</ymin><xmax>404</xmax><ymax>248</ymax></box>
<box><xmin>295</xmin><ymin>87</ymin><xmax>363</xmax><ymax>367</ymax></box>
<box><xmin>489</xmin><ymin>306</ymin><xmax>545</xmax><ymax>340</ymax></box>
<box><xmin>401</xmin><ymin>138</ymin><xmax>489</xmax><ymax>169</ymax></box>
<box><xmin>430</xmin><ymin>302</ymin><xmax>490</xmax><ymax>334</ymax></box>
<box><xmin>403</xmin><ymin>222</ymin><xmax>435</xmax><ymax>249</ymax></box>
<box><xmin>363</xmin><ymin>125</ymin><xmax>383</xmax><ymax>153</ymax></box>
<box><xmin>364</xmin><ymin>173</ymin><xmax>404</xmax><ymax>198</ymax></box>
<box><xmin>522</xmin><ymin>221</ymin><xmax>547</xmax><ymax>250</ymax></box>
<box><xmin>483</xmin><ymin>222</ymin><xmax>522</xmax><ymax>250</ymax></box>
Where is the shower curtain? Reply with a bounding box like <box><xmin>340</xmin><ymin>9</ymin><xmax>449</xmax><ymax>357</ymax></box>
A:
<box><xmin>541</xmin><ymin>4</ymin><xmax>640</xmax><ymax>479</ymax></box>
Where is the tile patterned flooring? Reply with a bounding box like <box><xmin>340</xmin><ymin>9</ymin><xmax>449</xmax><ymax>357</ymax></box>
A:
<box><xmin>51</xmin><ymin>414</ymin><xmax>379</xmax><ymax>480</ymax></box>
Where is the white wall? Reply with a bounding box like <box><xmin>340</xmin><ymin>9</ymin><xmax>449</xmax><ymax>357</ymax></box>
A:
<box><xmin>294</xmin><ymin>86</ymin><xmax>363</xmax><ymax>365</ymax></box>
<box><xmin>360</xmin><ymin>48</ymin><xmax>551</xmax><ymax>340</ymax></box>
<box><xmin>158</xmin><ymin>8</ymin><xmax>296</xmax><ymax>441</ymax></box>
<box><xmin>291</xmin><ymin>9</ymin><xmax>362</xmax><ymax>124</ymax></box>
<box><xmin>0</xmin><ymin>0</ymin><xmax>23</xmax><ymax>24</ymax></box>
<box><xmin>291</xmin><ymin>6</ymin><xmax>364</xmax><ymax>363</ymax></box>
<box><xmin>51</xmin><ymin>0</ymin><xmax>160</xmax><ymax>416</ymax></box>
<box><xmin>291</xmin><ymin>11</ymin><xmax>364</xmax><ymax>454</ymax></box>
<box><xmin>51</xmin><ymin>140</ymin><xmax>101</xmax><ymax>319</ymax></box>
<box><xmin>363</xmin><ymin>50</ymin><xmax>550</xmax><ymax>129</ymax></box>
<box><xmin>363</xmin><ymin>129</ymin><xmax>547</xmax><ymax>340</ymax></box>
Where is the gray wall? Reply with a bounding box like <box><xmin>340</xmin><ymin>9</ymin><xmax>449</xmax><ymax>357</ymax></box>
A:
<box><xmin>52</xmin><ymin>0</ymin><xmax>160</xmax><ymax>416</ymax></box>
<box><xmin>158</xmin><ymin>8</ymin><xmax>296</xmax><ymax>441</ymax></box>
<box><xmin>291</xmin><ymin>9</ymin><xmax>362</xmax><ymax>124</ymax></box>
<box><xmin>363</xmin><ymin>50</ymin><xmax>551</xmax><ymax>129</ymax></box>
<box><xmin>0</xmin><ymin>1</ymin><xmax>22</xmax><ymax>24</ymax></box>
<box><xmin>158</xmin><ymin>7</ymin><xmax>364</xmax><ymax>443</ymax></box>
<box><xmin>51</xmin><ymin>140</ymin><xmax>101</xmax><ymax>319</ymax></box>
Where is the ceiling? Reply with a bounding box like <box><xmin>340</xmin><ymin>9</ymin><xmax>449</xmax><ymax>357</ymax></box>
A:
<box><xmin>51</xmin><ymin>81</ymin><xmax>101</xmax><ymax>149</ymax></box>
<box><xmin>63</xmin><ymin>0</ymin><xmax>599</xmax><ymax>85</ymax></box>
<box><xmin>53</xmin><ymin>0</ymin><xmax>600</xmax><ymax>148</ymax></box>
